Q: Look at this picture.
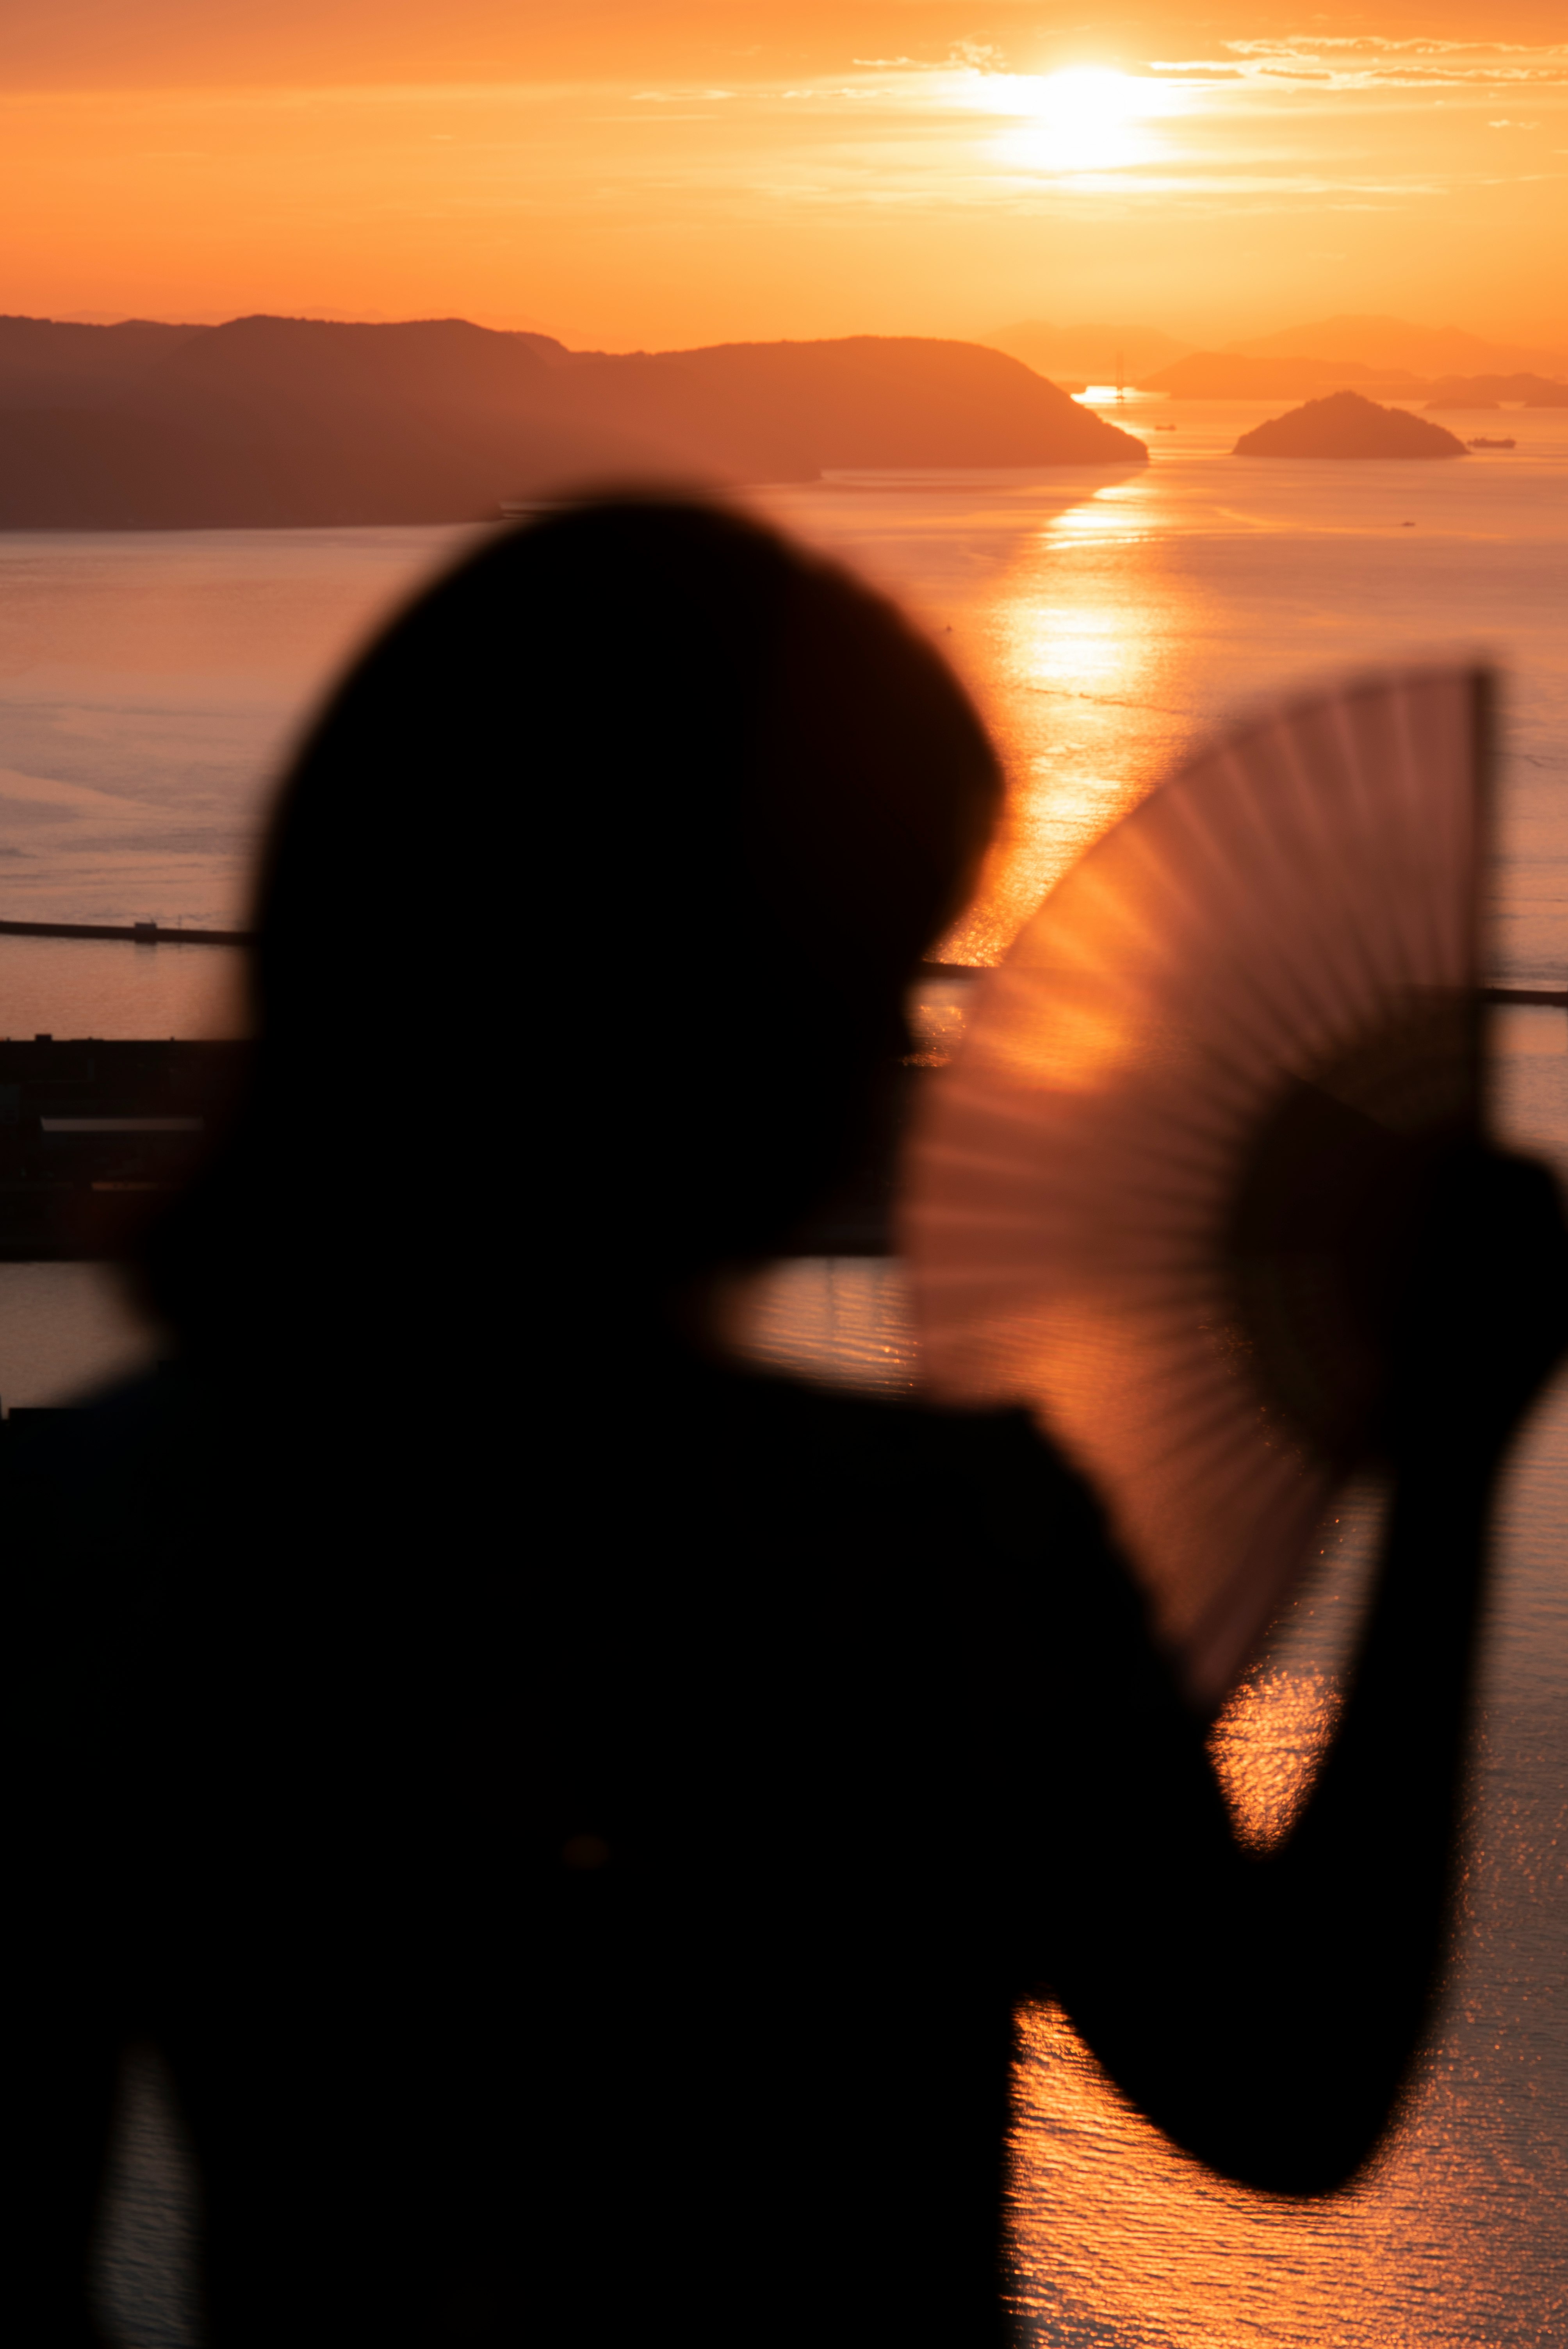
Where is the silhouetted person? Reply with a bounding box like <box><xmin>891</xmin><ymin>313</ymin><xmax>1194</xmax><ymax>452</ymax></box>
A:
<box><xmin>5</xmin><ymin>500</ymin><xmax>1566</xmax><ymax>2347</ymax></box>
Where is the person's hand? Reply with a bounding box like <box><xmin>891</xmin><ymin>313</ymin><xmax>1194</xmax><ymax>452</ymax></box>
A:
<box><xmin>1383</xmin><ymin>1143</ymin><xmax>1568</xmax><ymax>1469</ymax></box>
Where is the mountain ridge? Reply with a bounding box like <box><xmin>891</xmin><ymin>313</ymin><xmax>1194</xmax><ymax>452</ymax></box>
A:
<box><xmin>0</xmin><ymin>316</ymin><xmax>1145</xmax><ymax>528</ymax></box>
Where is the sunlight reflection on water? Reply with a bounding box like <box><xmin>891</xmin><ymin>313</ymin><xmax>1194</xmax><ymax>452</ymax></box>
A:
<box><xmin>769</xmin><ymin>406</ymin><xmax>1568</xmax><ymax>980</ymax></box>
<box><xmin>1208</xmin><ymin>1666</ymin><xmax>1346</xmax><ymax>1855</ymax></box>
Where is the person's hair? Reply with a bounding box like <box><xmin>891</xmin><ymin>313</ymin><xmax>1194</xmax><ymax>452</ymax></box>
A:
<box><xmin>142</xmin><ymin>497</ymin><xmax>1003</xmax><ymax>1359</ymax></box>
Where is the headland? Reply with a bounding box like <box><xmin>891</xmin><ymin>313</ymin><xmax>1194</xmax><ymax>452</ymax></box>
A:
<box><xmin>0</xmin><ymin>316</ymin><xmax>1145</xmax><ymax>528</ymax></box>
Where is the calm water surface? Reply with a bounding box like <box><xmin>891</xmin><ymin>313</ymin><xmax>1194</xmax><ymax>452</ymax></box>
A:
<box><xmin>2</xmin><ymin>399</ymin><xmax>1565</xmax><ymax>2344</ymax></box>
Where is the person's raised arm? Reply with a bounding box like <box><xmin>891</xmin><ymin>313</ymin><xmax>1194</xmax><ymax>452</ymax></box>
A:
<box><xmin>1030</xmin><ymin>1144</ymin><xmax>1568</xmax><ymax>2193</ymax></box>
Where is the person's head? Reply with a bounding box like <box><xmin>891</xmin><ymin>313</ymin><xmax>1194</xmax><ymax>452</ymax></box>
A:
<box><xmin>145</xmin><ymin>496</ymin><xmax>1003</xmax><ymax>1355</ymax></box>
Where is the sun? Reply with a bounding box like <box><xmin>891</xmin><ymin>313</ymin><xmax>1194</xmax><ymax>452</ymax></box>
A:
<box><xmin>998</xmin><ymin>68</ymin><xmax>1158</xmax><ymax>175</ymax></box>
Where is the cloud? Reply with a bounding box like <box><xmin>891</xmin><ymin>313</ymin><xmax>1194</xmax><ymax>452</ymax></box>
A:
<box><xmin>1206</xmin><ymin>39</ymin><xmax>1568</xmax><ymax>93</ymax></box>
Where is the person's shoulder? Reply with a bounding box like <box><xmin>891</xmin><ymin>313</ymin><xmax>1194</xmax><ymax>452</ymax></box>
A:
<box><xmin>0</xmin><ymin>1371</ymin><xmax>210</xmax><ymax>1722</ymax></box>
<box><xmin>0</xmin><ymin>1362</ymin><xmax>216</xmax><ymax>1547</ymax></box>
<box><xmin>5</xmin><ymin>1359</ymin><xmax>195</xmax><ymax>1458</ymax></box>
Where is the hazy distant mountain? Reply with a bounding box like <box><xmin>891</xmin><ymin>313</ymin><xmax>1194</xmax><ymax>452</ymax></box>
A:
<box><xmin>1233</xmin><ymin>392</ymin><xmax>1468</xmax><ymax>459</ymax></box>
<box><xmin>985</xmin><ymin>320</ymin><xmax>1192</xmax><ymax>384</ymax></box>
<box><xmin>0</xmin><ymin>316</ymin><xmax>1144</xmax><ymax>527</ymax></box>
<box><xmin>1226</xmin><ymin>315</ymin><xmax>1568</xmax><ymax>380</ymax></box>
<box><xmin>991</xmin><ymin>312</ymin><xmax>1568</xmax><ymax>397</ymax></box>
<box><xmin>1423</xmin><ymin>372</ymin><xmax>1568</xmax><ymax>409</ymax></box>
<box><xmin>1142</xmin><ymin>351</ymin><xmax>1428</xmax><ymax>400</ymax></box>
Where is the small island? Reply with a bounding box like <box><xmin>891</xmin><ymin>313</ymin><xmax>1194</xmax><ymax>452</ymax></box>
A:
<box><xmin>1233</xmin><ymin>390</ymin><xmax>1468</xmax><ymax>459</ymax></box>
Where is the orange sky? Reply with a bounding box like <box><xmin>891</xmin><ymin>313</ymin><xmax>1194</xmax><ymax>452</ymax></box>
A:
<box><xmin>4</xmin><ymin>2</ymin><xmax>1565</xmax><ymax>350</ymax></box>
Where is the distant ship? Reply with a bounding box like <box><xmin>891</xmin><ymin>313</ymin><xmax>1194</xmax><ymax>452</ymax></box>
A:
<box><xmin>1468</xmin><ymin>436</ymin><xmax>1516</xmax><ymax>449</ymax></box>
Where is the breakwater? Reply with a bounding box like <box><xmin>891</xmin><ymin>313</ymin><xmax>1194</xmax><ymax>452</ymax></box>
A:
<box><xmin>0</xmin><ymin>980</ymin><xmax>1554</xmax><ymax>1262</ymax></box>
<box><xmin>0</xmin><ymin>918</ymin><xmax>251</xmax><ymax>948</ymax></box>
<box><xmin>0</xmin><ymin>1039</ymin><xmax>246</xmax><ymax>1259</ymax></box>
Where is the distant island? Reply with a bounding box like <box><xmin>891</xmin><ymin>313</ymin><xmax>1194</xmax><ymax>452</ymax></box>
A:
<box><xmin>1233</xmin><ymin>393</ymin><xmax>1468</xmax><ymax>460</ymax></box>
<box><xmin>0</xmin><ymin>315</ymin><xmax>1145</xmax><ymax>528</ymax></box>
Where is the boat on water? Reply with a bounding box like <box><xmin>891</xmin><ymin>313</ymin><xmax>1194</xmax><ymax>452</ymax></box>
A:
<box><xmin>1468</xmin><ymin>436</ymin><xmax>1517</xmax><ymax>449</ymax></box>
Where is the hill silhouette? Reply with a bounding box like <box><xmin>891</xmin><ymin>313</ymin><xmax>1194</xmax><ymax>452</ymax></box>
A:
<box><xmin>1233</xmin><ymin>393</ymin><xmax>1468</xmax><ymax>459</ymax></box>
<box><xmin>0</xmin><ymin>315</ymin><xmax>205</xmax><ymax>399</ymax></box>
<box><xmin>0</xmin><ymin>315</ymin><xmax>1144</xmax><ymax>526</ymax></box>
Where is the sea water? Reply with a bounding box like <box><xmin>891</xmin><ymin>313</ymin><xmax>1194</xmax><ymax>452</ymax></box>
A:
<box><xmin>1</xmin><ymin>397</ymin><xmax>1565</xmax><ymax>2344</ymax></box>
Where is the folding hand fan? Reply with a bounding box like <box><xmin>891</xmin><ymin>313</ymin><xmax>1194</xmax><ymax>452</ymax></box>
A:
<box><xmin>899</xmin><ymin>668</ymin><xmax>1489</xmax><ymax>1711</ymax></box>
